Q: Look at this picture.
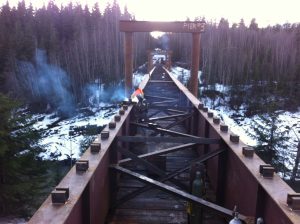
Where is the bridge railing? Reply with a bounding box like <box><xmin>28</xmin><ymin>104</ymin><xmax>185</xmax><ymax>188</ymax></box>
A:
<box><xmin>166</xmin><ymin>68</ymin><xmax>300</xmax><ymax>224</ymax></box>
<box><xmin>29</xmin><ymin>67</ymin><xmax>300</xmax><ymax>224</ymax></box>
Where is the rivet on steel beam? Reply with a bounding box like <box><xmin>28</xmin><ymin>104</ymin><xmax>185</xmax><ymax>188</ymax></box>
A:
<box><xmin>109</xmin><ymin>121</ymin><xmax>116</xmax><ymax>129</ymax></box>
<box><xmin>213</xmin><ymin>116</ymin><xmax>220</xmax><ymax>124</ymax></box>
<box><xmin>123</xmin><ymin>105</ymin><xmax>128</xmax><ymax>110</ymax></box>
<box><xmin>115</xmin><ymin>114</ymin><xmax>121</xmax><ymax>122</ymax></box>
<box><xmin>198</xmin><ymin>102</ymin><xmax>204</xmax><ymax>110</ymax></box>
<box><xmin>259</xmin><ymin>164</ymin><xmax>275</xmax><ymax>178</ymax></box>
<box><xmin>287</xmin><ymin>193</ymin><xmax>300</xmax><ymax>210</ymax></box>
<box><xmin>101</xmin><ymin>131</ymin><xmax>110</xmax><ymax>140</ymax></box>
<box><xmin>242</xmin><ymin>146</ymin><xmax>254</xmax><ymax>158</ymax></box>
<box><xmin>230</xmin><ymin>133</ymin><xmax>239</xmax><ymax>143</ymax></box>
<box><xmin>207</xmin><ymin>111</ymin><xmax>214</xmax><ymax>118</ymax></box>
<box><xmin>76</xmin><ymin>160</ymin><xmax>89</xmax><ymax>172</ymax></box>
<box><xmin>90</xmin><ymin>142</ymin><xmax>101</xmax><ymax>153</ymax></box>
<box><xmin>119</xmin><ymin>109</ymin><xmax>125</xmax><ymax>115</ymax></box>
<box><xmin>51</xmin><ymin>187</ymin><xmax>69</xmax><ymax>204</ymax></box>
<box><xmin>220</xmin><ymin>123</ymin><xmax>228</xmax><ymax>132</ymax></box>
<box><xmin>202</xmin><ymin>107</ymin><xmax>208</xmax><ymax>112</ymax></box>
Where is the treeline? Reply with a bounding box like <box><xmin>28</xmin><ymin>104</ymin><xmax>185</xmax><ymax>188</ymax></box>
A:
<box><xmin>2</xmin><ymin>1</ymin><xmax>299</xmax><ymax>108</ymax></box>
<box><xmin>170</xmin><ymin>18</ymin><xmax>300</xmax><ymax>91</ymax></box>
<box><xmin>0</xmin><ymin>0</ymin><xmax>152</xmax><ymax>107</ymax></box>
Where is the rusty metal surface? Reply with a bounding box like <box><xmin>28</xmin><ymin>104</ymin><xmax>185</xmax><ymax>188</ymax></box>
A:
<box><xmin>124</xmin><ymin>32</ymin><xmax>133</xmax><ymax>96</ymax></box>
<box><xmin>30</xmin><ymin>64</ymin><xmax>300</xmax><ymax>224</ymax></box>
<box><xmin>120</xmin><ymin>20</ymin><xmax>205</xmax><ymax>33</ymax></box>
<box><xmin>29</xmin><ymin>105</ymin><xmax>134</xmax><ymax>224</ymax></box>
<box><xmin>190</xmin><ymin>33</ymin><xmax>201</xmax><ymax>97</ymax></box>
<box><xmin>165</xmin><ymin>68</ymin><xmax>300</xmax><ymax>223</ymax></box>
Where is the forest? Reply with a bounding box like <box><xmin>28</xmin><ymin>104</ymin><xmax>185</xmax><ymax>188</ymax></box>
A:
<box><xmin>0</xmin><ymin>0</ymin><xmax>300</xmax><ymax>218</ymax></box>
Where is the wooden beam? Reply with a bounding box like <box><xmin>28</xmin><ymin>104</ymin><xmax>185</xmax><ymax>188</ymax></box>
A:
<box><xmin>120</xmin><ymin>20</ymin><xmax>205</xmax><ymax>33</ymax></box>
<box><xmin>111</xmin><ymin>165</ymin><xmax>249</xmax><ymax>221</ymax></box>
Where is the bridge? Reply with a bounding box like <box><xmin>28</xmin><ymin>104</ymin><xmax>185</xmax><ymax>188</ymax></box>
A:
<box><xmin>29</xmin><ymin>21</ymin><xmax>300</xmax><ymax>224</ymax></box>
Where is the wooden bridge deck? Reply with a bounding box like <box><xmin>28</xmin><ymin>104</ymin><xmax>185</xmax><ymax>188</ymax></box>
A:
<box><xmin>106</xmin><ymin>65</ymin><xmax>224</xmax><ymax>224</ymax></box>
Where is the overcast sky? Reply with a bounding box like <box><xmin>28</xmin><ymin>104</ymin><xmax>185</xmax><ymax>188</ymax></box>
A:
<box><xmin>1</xmin><ymin>0</ymin><xmax>300</xmax><ymax>27</ymax></box>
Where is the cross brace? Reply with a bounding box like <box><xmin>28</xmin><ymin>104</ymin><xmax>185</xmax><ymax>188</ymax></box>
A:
<box><xmin>117</xmin><ymin>136</ymin><xmax>220</xmax><ymax>144</ymax></box>
<box><xmin>111</xmin><ymin>164</ymin><xmax>249</xmax><ymax>222</ymax></box>
<box><xmin>116</xmin><ymin>146</ymin><xmax>188</xmax><ymax>191</ymax></box>
<box><xmin>119</xmin><ymin>143</ymin><xmax>196</xmax><ymax>164</ymax></box>
<box><xmin>112</xmin><ymin>148</ymin><xmax>226</xmax><ymax>208</ymax></box>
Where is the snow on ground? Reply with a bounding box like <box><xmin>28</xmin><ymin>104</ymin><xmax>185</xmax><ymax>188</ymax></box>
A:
<box><xmin>170</xmin><ymin>66</ymin><xmax>300</xmax><ymax>176</ymax></box>
<box><xmin>171</xmin><ymin>66</ymin><xmax>202</xmax><ymax>86</ymax></box>
<box><xmin>35</xmin><ymin>107</ymin><xmax>116</xmax><ymax>160</ymax></box>
<box><xmin>31</xmin><ymin>70</ymin><xmax>148</xmax><ymax>160</ymax></box>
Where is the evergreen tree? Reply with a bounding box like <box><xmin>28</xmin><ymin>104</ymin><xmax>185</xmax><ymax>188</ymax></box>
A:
<box><xmin>0</xmin><ymin>94</ymin><xmax>50</xmax><ymax>216</ymax></box>
<box><xmin>248</xmin><ymin>102</ymin><xmax>290</xmax><ymax>177</ymax></box>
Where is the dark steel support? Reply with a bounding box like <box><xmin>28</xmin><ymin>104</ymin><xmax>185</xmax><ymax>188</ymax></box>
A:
<box><xmin>119</xmin><ymin>143</ymin><xmax>196</xmax><ymax>164</ymax></box>
<box><xmin>216</xmin><ymin>143</ymin><xmax>228</xmax><ymax>205</ymax></box>
<box><xmin>124</xmin><ymin>32</ymin><xmax>133</xmax><ymax>97</ymax></box>
<box><xmin>255</xmin><ymin>185</ymin><xmax>266</xmax><ymax>221</ymax></box>
<box><xmin>151</xmin><ymin>105</ymin><xmax>193</xmax><ymax>110</ymax></box>
<box><xmin>116</xmin><ymin>147</ymin><xmax>188</xmax><ymax>191</ymax></box>
<box><xmin>112</xmin><ymin>148</ymin><xmax>226</xmax><ymax>209</ymax></box>
<box><xmin>82</xmin><ymin>183</ymin><xmax>91</xmax><ymax>223</ymax></box>
<box><xmin>147</xmin><ymin>109</ymin><xmax>164</xmax><ymax>118</ymax></box>
<box><xmin>164</xmin><ymin>113</ymin><xmax>194</xmax><ymax>130</ymax></box>
<box><xmin>166</xmin><ymin>108</ymin><xmax>188</xmax><ymax>114</ymax></box>
<box><xmin>117</xmin><ymin>136</ymin><xmax>220</xmax><ymax>144</ymax></box>
<box><xmin>190</xmin><ymin>33</ymin><xmax>201</xmax><ymax>97</ymax></box>
<box><xmin>111</xmin><ymin>165</ymin><xmax>249</xmax><ymax>221</ymax></box>
<box><xmin>150</xmin><ymin>99</ymin><xmax>178</xmax><ymax>106</ymax></box>
<box><xmin>131</xmin><ymin>122</ymin><xmax>215</xmax><ymax>141</ymax></box>
<box><xmin>145</xmin><ymin>95</ymin><xmax>176</xmax><ymax>101</ymax></box>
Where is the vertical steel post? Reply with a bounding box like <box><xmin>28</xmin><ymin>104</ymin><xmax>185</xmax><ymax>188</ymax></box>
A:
<box><xmin>190</xmin><ymin>33</ymin><xmax>201</xmax><ymax>97</ymax></box>
<box><xmin>124</xmin><ymin>32</ymin><xmax>133</xmax><ymax>97</ymax></box>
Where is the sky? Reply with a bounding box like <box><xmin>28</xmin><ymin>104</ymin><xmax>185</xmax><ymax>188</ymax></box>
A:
<box><xmin>1</xmin><ymin>0</ymin><xmax>300</xmax><ymax>27</ymax></box>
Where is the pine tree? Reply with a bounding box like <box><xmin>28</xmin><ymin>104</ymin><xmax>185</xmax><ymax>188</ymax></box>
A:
<box><xmin>248</xmin><ymin>102</ymin><xmax>290</xmax><ymax>177</ymax></box>
<box><xmin>0</xmin><ymin>94</ymin><xmax>51</xmax><ymax>216</ymax></box>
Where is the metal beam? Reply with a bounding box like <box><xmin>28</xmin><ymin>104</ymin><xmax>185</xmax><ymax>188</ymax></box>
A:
<box><xmin>119</xmin><ymin>20</ymin><xmax>205</xmax><ymax>33</ymax></box>
<box><xmin>131</xmin><ymin>122</ymin><xmax>216</xmax><ymax>141</ymax></box>
<box><xmin>150</xmin><ymin>105</ymin><xmax>193</xmax><ymax>110</ymax></box>
<box><xmin>116</xmin><ymin>147</ymin><xmax>188</xmax><ymax>191</ymax></box>
<box><xmin>166</xmin><ymin>109</ymin><xmax>188</xmax><ymax>114</ymax></box>
<box><xmin>150</xmin><ymin>100</ymin><xmax>178</xmax><ymax>106</ymax></box>
<box><xmin>119</xmin><ymin>143</ymin><xmax>196</xmax><ymax>164</ymax></box>
<box><xmin>117</xmin><ymin>136</ymin><xmax>220</xmax><ymax>144</ymax></box>
<box><xmin>147</xmin><ymin>113</ymin><xmax>188</xmax><ymax>121</ymax></box>
<box><xmin>113</xmin><ymin>149</ymin><xmax>226</xmax><ymax>208</ymax></box>
<box><xmin>145</xmin><ymin>95</ymin><xmax>176</xmax><ymax>101</ymax></box>
<box><xmin>111</xmin><ymin>165</ymin><xmax>249</xmax><ymax>222</ymax></box>
<box><xmin>164</xmin><ymin>113</ymin><xmax>194</xmax><ymax>130</ymax></box>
